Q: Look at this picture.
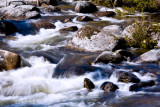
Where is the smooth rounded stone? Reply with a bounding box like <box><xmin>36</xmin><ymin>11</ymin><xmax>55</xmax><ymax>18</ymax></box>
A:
<box><xmin>133</xmin><ymin>49</ymin><xmax>160</xmax><ymax>64</ymax></box>
<box><xmin>93</xmin><ymin>51</ymin><xmax>126</xmax><ymax>64</ymax></box>
<box><xmin>66</xmin><ymin>25</ymin><xmax>125</xmax><ymax>52</ymax></box>
<box><xmin>116</xmin><ymin>71</ymin><xmax>140</xmax><ymax>83</ymax></box>
<box><xmin>63</xmin><ymin>18</ymin><xmax>72</xmax><ymax>23</ymax></box>
<box><xmin>40</xmin><ymin>5</ymin><xmax>61</xmax><ymax>12</ymax></box>
<box><xmin>77</xmin><ymin>16</ymin><xmax>93</xmax><ymax>21</ymax></box>
<box><xmin>129</xmin><ymin>80</ymin><xmax>156</xmax><ymax>91</ymax></box>
<box><xmin>100</xmin><ymin>81</ymin><xmax>119</xmax><ymax>92</ymax></box>
<box><xmin>2</xmin><ymin>5</ymin><xmax>40</xmax><ymax>20</ymax></box>
<box><xmin>0</xmin><ymin>20</ymin><xmax>18</xmax><ymax>36</ymax></box>
<box><xmin>59</xmin><ymin>26</ymin><xmax>78</xmax><ymax>33</ymax></box>
<box><xmin>84</xmin><ymin>78</ymin><xmax>95</xmax><ymax>90</ymax></box>
<box><xmin>30</xmin><ymin>20</ymin><xmax>55</xmax><ymax>30</ymax></box>
<box><xmin>75</xmin><ymin>1</ymin><xmax>97</xmax><ymax>13</ymax></box>
<box><xmin>0</xmin><ymin>5</ymin><xmax>16</xmax><ymax>16</ymax></box>
<box><xmin>0</xmin><ymin>50</ymin><xmax>31</xmax><ymax>71</ymax></box>
<box><xmin>94</xmin><ymin>11</ymin><xmax>116</xmax><ymax>17</ymax></box>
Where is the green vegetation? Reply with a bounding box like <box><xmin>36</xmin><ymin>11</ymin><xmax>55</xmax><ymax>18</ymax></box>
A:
<box><xmin>127</xmin><ymin>21</ymin><xmax>159</xmax><ymax>49</ymax></box>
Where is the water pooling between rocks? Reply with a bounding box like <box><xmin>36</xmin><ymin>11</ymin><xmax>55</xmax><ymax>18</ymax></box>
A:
<box><xmin>0</xmin><ymin>0</ymin><xmax>160</xmax><ymax>106</ymax></box>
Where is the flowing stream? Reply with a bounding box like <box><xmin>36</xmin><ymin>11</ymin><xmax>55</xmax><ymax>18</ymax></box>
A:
<box><xmin>0</xmin><ymin>1</ymin><xmax>160</xmax><ymax>107</ymax></box>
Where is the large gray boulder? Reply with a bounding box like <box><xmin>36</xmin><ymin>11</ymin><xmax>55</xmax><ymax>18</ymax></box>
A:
<box><xmin>0</xmin><ymin>20</ymin><xmax>18</xmax><ymax>36</ymax></box>
<box><xmin>0</xmin><ymin>50</ymin><xmax>31</xmax><ymax>71</ymax></box>
<box><xmin>75</xmin><ymin>1</ymin><xmax>97</xmax><ymax>13</ymax></box>
<box><xmin>133</xmin><ymin>49</ymin><xmax>160</xmax><ymax>63</ymax></box>
<box><xmin>66</xmin><ymin>25</ymin><xmax>125</xmax><ymax>52</ymax></box>
<box><xmin>0</xmin><ymin>5</ymin><xmax>40</xmax><ymax>20</ymax></box>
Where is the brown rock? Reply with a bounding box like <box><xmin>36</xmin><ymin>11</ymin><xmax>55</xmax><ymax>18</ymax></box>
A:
<box><xmin>59</xmin><ymin>26</ymin><xmax>78</xmax><ymax>33</ymax></box>
<box><xmin>84</xmin><ymin>78</ymin><xmax>95</xmax><ymax>90</ymax></box>
<box><xmin>94</xmin><ymin>11</ymin><xmax>116</xmax><ymax>17</ymax></box>
<box><xmin>100</xmin><ymin>81</ymin><xmax>119</xmax><ymax>92</ymax></box>
<box><xmin>77</xmin><ymin>16</ymin><xmax>93</xmax><ymax>22</ymax></box>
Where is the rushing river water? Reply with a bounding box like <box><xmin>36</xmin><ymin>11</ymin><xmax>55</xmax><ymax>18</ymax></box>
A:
<box><xmin>0</xmin><ymin>1</ymin><xmax>160</xmax><ymax>107</ymax></box>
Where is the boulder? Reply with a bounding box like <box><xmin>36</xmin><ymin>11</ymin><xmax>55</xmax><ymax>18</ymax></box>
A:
<box><xmin>84</xmin><ymin>78</ymin><xmax>95</xmax><ymax>90</ymax></box>
<box><xmin>116</xmin><ymin>71</ymin><xmax>140</xmax><ymax>83</ymax></box>
<box><xmin>59</xmin><ymin>26</ymin><xmax>78</xmax><ymax>33</ymax></box>
<box><xmin>0</xmin><ymin>50</ymin><xmax>31</xmax><ymax>71</ymax></box>
<box><xmin>77</xmin><ymin>16</ymin><xmax>93</xmax><ymax>22</ymax></box>
<box><xmin>0</xmin><ymin>20</ymin><xmax>18</xmax><ymax>36</ymax></box>
<box><xmin>100</xmin><ymin>81</ymin><xmax>119</xmax><ymax>92</ymax></box>
<box><xmin>129</xmin><ymin>80</ymin><xmax>156</xmax><ymax>91</ymax></box>
<box><xmin>1</xmin><ymin>5</ymin><xmax>41</xmax><ymax>20</ymax></box>
<box><xmin>40</xmin><ymin>5</ymin><xmax>61</xmax><ymax>13</ymax></box>
<box><xmin>63</xmin><ymin>18</ymin><xmax>72</xmax><ymax>23</ymax></box>
<box><xmin>66</xmin><ymin>25</ymin><xmax>125</xmax><ymax>52</ymax></box>
<box><xmin>30</xmin><ymin>20</ymin><xmax>56</xmax><ymax>30</ymax></box>
<box><xmin>94</xmin><ymin>11</ymin><xmax>116</xmax><ymax>17</ymax></box>
<box><xmin>133</xmin><ymin>49</ymin><xmax>160</xmax><ymax>64</ymax></box>
<box><xmin>75</xmin><ymin>1</ymin><xmax>97</xmax><ymax>13</ymax></box>
<box><xmin>93</xmin><ymin>51</ymin><xmax>126</xmax><ymax>64</ymax></box>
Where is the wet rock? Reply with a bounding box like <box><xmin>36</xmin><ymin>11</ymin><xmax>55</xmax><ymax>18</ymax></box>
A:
<box><xmin>129</xmin><ymin>80</ymin><xmax>156</xmax><ymax>91</ymax></box>
<box><xmin>0</xmin><ymin>20</ymin><xmax>18</xmax><ymax>36</ymax></box>
<box><xmin>63</xmin><ymin>18</ymin><xmax>72</xmax><ymax>23</ymax></box>
<box><xmin>59</xmin><ymin>26</ymin><xmax>78</xmax><ymax>33</ymax></box>
<box><xmin>133</xmin><ymin>49</ymin><xmax>160</xmax><ymax>64</ymax></box>
<box><xmin>94</xmin><ymin>11</ymin><xmax>116</xmax><ymax>17</ymax></box>
<box><xmin>40</xmin><ymin>5</ymin><xmax>61</xmax><ymax>13</ymax></box>
<box><xmin>0</xmin><ymin>50</ymin><xmax>31</xmax><ymax>71</ymax></box>
<box><xmin>93</xmin><ymin>51</ymin><xmax>126</xmax><ymax>64</ymax></box>
<box><xmin>84</xmin><ymin>78</ymin><xmax>95</xmax><ymax>90</ymax></box>
<box><xmin>66</xmin><ymin>25</ymin><xmax>125</xmax><ymax>52</ymax></box>
<box><xmin>77</xmin><ymin>16</ymin><xmax>93</xmax><ymax>22</ymax></box>
<box><xmin>30</xmin><ymin>20</ymin><xmax>55</xmax><ymax>31</ymax></box>
<box><xmin>100</xmin><ymin>81</ymin><xmax>119</xmax><ymax>92</ymax></box>
<box><xmin>75</xmin><ymin>1</ymin><xmax>97</xmax><ymax>13</ymax></box>
<box><xmin>116</xmin><ymin>71</ymin><xmax>140</xmax><ymax>83</ymax></box>
<box><xmin>1</xmin><ymin>5</ymin><xmax>41</xmax><ymax>20</ymax></box>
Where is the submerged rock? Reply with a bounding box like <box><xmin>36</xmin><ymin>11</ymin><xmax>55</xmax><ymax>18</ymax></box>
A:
<box><xmin>116</xmin><ymin>71</ymin><xmax>140</xmax><ymax>83</ymax></box>
<box><xmin>77</xmin><ymin>16</ymin><xmax>93</xmax><ymax>22</ymax></box>
<box><xmin>94</xmin><ymin>11</ymin><xmax>116</xmax><ymax>17</ymax></box>
<box><xmin>75</xmin><ymin>1</ymin><xmax>97</xmax><ymax>13</ymax></box>
<box><xmin>59</xmin><ymin>26</ymin><xmax>78</xmax><ymax>33</ymax></box>
<box><xmin>133</xmin><ymin>49</ymin><xmax>160</xmax><ymax>64</ymax></box>
<box><xmin>100</xmin><ymin>81</ymin><xmax>119</xmax><ymax>92</ymax></box>
<box><xmin>0</xmin><ymin>20</ymin><xmax>18</xmax><ymax>36</ymax></box>
<box><xmin>84</xmin><ymin>78</ymin><xmax>95</xmax><ymax>90</ymax></box>
<box><xmin>129</xmin><ymin>80</ymin><xmax>156</xmax><ymax>91</ymax></box>
<box><xmin>66</xmin><ymin>25</ymin><xmax>124</xmax><ymax>52</ymax></box>
<box><xmin>0</xmin><ymin>50</ymin><xmax>31</xmax><ymax>71</ymax></box>
<box><xmin>1</xmin><ymin>5</ymin><xmax>41</xmax><ymax>20</ymax></box>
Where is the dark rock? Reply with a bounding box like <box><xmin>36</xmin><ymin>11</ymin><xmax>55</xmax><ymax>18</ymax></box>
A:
<box><xmin>0</xmin><ymin>20</ymin><xmax>18</xmax><ymax>36</ymax></box>
<box><xmin>84</xmin><ymin>78</ymin><xmax>95</xmax><ymax>90</ymax></box>
<box><xmin>116</xmin><ymin>71</ymin><xmax>140</xmax><ymax>83</ymax></box>
<box><xmin>100</xmin><ymin>81</ymin><xmax>119</xmax><ymax>92</ymax></box>
<box><xmin>59</xmin><ymin>26</ymin><xmax>78</xmax><ymax>33</ymax></box>
<box><xmin>77</xmin><ymin>16</ymin><xmax>93</xmax><ymax>21</ymax></box>
<box><xmin>66</xmin><ymin>25</ymin><xmax>124</xmax><ymax>52</ymax></box>
<box><xmin>129</xmin><ymin>80</ymin><xmax>156</xmax><ymax>91</ymax></box>
<box><xmin>94</xmin><ymin>11</ymin><xmax>116</xmax><ymax>17</ymax></box>
<box><xmin>49</xmin><ymin>0</ymin><xmax>57</xmax><ymax>6</ymax></box>
<box><xmin>0</xmin><ymin>50</ymin><xmax>31</xmax><ymax>71</ymax></box>
<box><xmin>75</xmin><ymin>1</ymin><xmax>97</xmax><ymax>13</ymax></box>
<box><xmin>31</xmin><ymin>20</ymin><xmax>55</xmax><ymax>31</ymax></box>
<box><xmin>94</xmin><ymin>51</ymin><xmax>126</xmax><ymax>64</ymax></box>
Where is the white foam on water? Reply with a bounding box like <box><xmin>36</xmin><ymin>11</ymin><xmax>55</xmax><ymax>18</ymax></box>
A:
<box><xmin>99</xmin><ymin>17</ymin><xmax>125</xmax><ymax>23</ymax></box>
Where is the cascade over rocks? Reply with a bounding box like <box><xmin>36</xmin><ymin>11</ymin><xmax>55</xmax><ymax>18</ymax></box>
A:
<box><xmin>84</xmin><ymin>78</ymin><xmax>95</xmax><ymax>90</ymax></box>
<box><xmin>75</xmin><ymin>1</ymin><xmax>97</xmax><ymax>13</ymax></box>
<box><xmin>0</xmin><ymin>50</ymin><xmax>31</xmax><ymax>71</ymax></box>
<box><xmin>0</xmin><ymin>20</ymin><xmax>18</xmax><ymax>36</ymax></box>
<box><xmin>66</xmin><ymin>25</ymin><xmax>125</xmax><ymax>52</ymax></box>
<box><xmin>116</xmin><ymin>71</ymin><xmax>140</xmax><ymax>83</ymax></box>
<box><xmin>0</xmin><ymin>5</ymin><xmax>41</xmax><ymax>20</ymax></box>
<box><xmin>100</xmin><ymin>81</ymin><xmax>119</xmax><ymax>92</ymax></box>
